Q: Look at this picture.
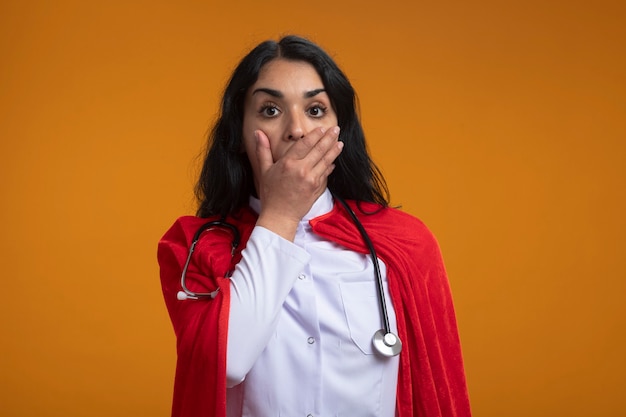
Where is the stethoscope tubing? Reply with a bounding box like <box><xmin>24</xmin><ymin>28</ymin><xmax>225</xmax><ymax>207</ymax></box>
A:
<box><xmin>177</xmin><ymin>219</ymin><xmax>240</xmax><ymax>300</ymax></box>
<box><xmin>333</xmin><ymin>197</ymin><xmax>392</xmax><ymax>335</ymax></box>
<box><xmin>177</xmin><ymin>200</ymin><xmax>402</xmax><ymax>356</ymax></box>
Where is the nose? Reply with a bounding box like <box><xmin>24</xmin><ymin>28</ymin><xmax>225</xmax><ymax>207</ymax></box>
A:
<box><xmin>285</xmin><ymin>111</ymin><xmax>306</xmax><ymax>141</ymax></box>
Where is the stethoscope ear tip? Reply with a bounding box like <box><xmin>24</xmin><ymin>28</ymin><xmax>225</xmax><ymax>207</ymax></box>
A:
<box><xmin>177</xmin><ymin>291</ymin><xmax>189</xmax><ymax>301</ymax></box>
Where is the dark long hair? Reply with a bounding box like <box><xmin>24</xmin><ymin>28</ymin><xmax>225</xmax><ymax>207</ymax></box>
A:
<box><xmin>196</xmin><ymin>35</ymin><xmax>389</xmax><ymax>218</ymax></box>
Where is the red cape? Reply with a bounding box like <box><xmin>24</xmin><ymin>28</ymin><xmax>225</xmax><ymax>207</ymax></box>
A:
<box><xmin>158</xmin><ymin>201</ymin><xmax>471</xmax><ymax>416</ymax></box>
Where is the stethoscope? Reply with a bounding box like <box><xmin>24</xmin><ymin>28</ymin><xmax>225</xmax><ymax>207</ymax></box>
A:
<box><xmin>176</xmin><ymin>198</ymin><xmax>402</xmax><ymax>358</ymax></box>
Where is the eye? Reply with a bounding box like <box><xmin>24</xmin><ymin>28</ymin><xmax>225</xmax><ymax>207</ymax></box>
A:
<box><xmin>307</xmin><ymin>104</ymin><xmax>328</xmax><ymax>118</ymax></box>
<box><xmin>259</xmin><ymin>104</ymin><xmax>280</xmax><ymax>118</ymax></box>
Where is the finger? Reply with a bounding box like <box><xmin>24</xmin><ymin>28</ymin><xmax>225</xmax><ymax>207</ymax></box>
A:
<box><xmin>310</xmin><ymin>138</ymin><xmax>344</xmax><ymax>179</ymax></box>
<box><xmin>255</xmin><ymin>130</ymin><xmax>274</xmax><ymax>174</ymax></box>
<box><xmin>302</xmin><ymin>126</ymin><xmax>341</xmax><ymax>167</ymax></box>
<box><xmin>286</xmin><ymin>126</ymin><xmax>329</xmax><ymax>160</ymax></box>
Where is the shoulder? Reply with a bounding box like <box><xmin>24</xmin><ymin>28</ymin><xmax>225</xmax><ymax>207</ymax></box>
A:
<box><xmin>159</xmin><ymin>207</ymin><xmax>258</xmax><ymax>250</ymax></box>
<box><xmin>358</xmin><ymin>202</ymin><xmax>429</xmax><ymax>227</ymax></box>
<box><xmin>160</xmin><ymin>215</ymin><xmax>215</xmax><ymax>243</ymax></box>
<box><xmin>312</xmin><ymin>200</ymin><xmax>441</xmax><ymax>259</ymax></box>
<box><xmin>350</xmin><ymin>203</ymin><xmax>447</xmax><ymax>276</ymax></box>
<box><xmin>351</xmin><ymin>201</ymin><xmax>438</xmax><ymax>247</ymax></box>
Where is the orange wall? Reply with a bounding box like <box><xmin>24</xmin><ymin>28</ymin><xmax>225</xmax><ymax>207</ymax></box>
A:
<box><xmin>1</xmin><ymin>0</ymin><xmax>625</xmax><ymax>416</ymax></box>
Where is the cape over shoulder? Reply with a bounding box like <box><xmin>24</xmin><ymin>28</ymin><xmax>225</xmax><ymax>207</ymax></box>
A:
<box><xmin>310</xmin><ymin>200</ymin><xmax>442</xmax><ymax>264</ymax></box>
<box><xmin>158</xmin><ymin>209</ymin><xmax>259</xmax><ymax>315</ymax></box>
<box><xmin>160</xmin><ymin>208</ymin><xmax>258</xmax><ymax>249</ymax></box>
<box><xmin>157</xmin><ymin>208</ymin><xmax>258</xmax><ymax>417</ymax></box>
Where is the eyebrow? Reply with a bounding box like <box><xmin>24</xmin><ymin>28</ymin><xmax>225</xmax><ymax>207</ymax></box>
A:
<box><xmin>251</xmin><ymin>87</ymin><xmax>326</xmax><ymax>99</ymax></box>
<box><xmin>304</xmin><ymin>88</ymin><xmax>326</xmax><ymax>98</ymax></box>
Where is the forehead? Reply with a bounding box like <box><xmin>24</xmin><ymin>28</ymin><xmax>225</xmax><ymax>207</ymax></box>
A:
<box><xmin>253</xmin><ymin>59</ymin><xmax>324</xmax><ymax>89</ymax></box>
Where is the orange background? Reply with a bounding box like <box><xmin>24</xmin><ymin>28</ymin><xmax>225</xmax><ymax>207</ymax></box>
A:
<box><xmin>1</xmin><ymin>0</ymin><xmax>625</xmax><ymax>416</ymax></box>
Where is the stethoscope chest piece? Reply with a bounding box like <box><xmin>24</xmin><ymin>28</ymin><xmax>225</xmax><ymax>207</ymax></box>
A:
<box><xmin>372</xmin><ymin>329</ymin><xmax>402</xmax><ymax>357</ymax></box>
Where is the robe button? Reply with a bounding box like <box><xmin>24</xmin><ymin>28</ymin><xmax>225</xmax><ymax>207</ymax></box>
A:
<box><xmin>307</xmin><ymin>337</ymin><xmax>315</xmax><ymax>344</ymax></box>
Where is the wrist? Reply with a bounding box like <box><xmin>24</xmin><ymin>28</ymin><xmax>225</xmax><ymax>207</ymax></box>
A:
<box><xmin>256</xmin><ymin>212</ymin><xmax>300</xmax><ymax>242</ymax></box>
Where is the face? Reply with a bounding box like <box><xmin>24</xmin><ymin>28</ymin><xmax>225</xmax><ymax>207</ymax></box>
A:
<box><xmin>242</xmin><ymin>59</ymin><xmax>338</xmax><ymax>188</ymax></box>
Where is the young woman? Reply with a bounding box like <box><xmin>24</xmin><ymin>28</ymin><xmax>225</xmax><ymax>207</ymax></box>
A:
<box><xmin>158</xmin><ymin>35</ymin><xmax>471</xmax><ymax>417</ymax></box>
